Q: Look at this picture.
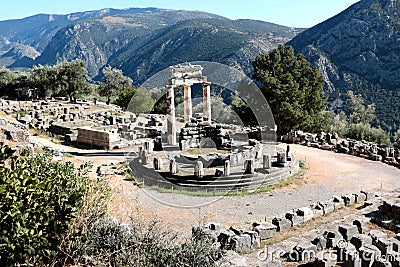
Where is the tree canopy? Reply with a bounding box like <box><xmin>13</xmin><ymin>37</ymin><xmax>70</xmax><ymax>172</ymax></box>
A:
<box><xmin>123</xmin><ymin>87</ymin><xmax>155</xmax><ymax>114</ymax></box>
<box><xmin>99</xmin><ymin>66</ymin><xmax>133</xmax><ymax>104</ymax></box>
<box><xmin>253</xmin><ymin>45</ymin><xmax>327</xmax><ymax>135</ymax></box>
<box><xmin>346</xmin><ymin>90</ymin><xmax>376</xmax><ymax>125</ymax></box>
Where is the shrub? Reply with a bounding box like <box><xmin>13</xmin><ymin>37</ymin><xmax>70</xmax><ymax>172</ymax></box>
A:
<box><xmin>346</xmin><ymin>123</ymin><xmax>390</xmax><ymax>144</ymax></box>
<box><xmin>394</xmin><ymin>129</ymin><xmax>400</xmax><ymax>149</ymax></box>
<box><xmin>0</xmin><ymin>145</ymin><xmax>92</xmax><ymax>265</ymax></box>
<box><xmin>64</xmin><ymin>218</ymin><xmax>220</xmax><ymax>267</ymax></box>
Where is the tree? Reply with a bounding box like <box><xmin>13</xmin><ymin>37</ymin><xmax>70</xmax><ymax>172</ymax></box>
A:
<box><xmin>30</xmin><ymin>64</ymin><xmax>58</xmax><ymax>98</ymax></box>
<box><xmin>123</xmin><ymin>87</ymin><xmax>155</xmax><ymax>114</ymax></box>
<box><xmin>0</xmin><ymin>145</ymin><xmax>92</xmax><ymax>265</ymax></box>
<box><xmin>253</xmin><ymin>45</ymin><xmax>327</xmax><ymax>135</ymax></box>
<box><xmin>394</xmin><ymin>129</ymin><xmax>400</xmax><ymax>149</ymax></box>
<box><xmin>99</xmin><ymin>66</ymin><xmax>133</xmax><ymax>104</ymax></box>
<box><xmin>54</xmin><ymin>60</ymin><xmax>91</xmax><ymax>101</ymax></box>
<box><xmin>346</xmin><ymin>90</ymin><xmax>376</xmax><ymax>124</ymax></box>
<box><xmin>0</xmin><ymin>67</ymin><xmax>17</xmax><ymax>96</ymax></box>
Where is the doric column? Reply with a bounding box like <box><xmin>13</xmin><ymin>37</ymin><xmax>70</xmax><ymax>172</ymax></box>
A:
<box><xmin>183</xmin><ymin>84</ymin><xmax>192</xmax><ymax>123</ymax></box>
<box><xmin>166</xmin><ymin>85</ymin><xmax>176</xmax><ymax>145</ymax></box>
<box><xmin>202</xmin><ymin>82</ymin><xmax>211</xmax><ymax>123</ymax></box>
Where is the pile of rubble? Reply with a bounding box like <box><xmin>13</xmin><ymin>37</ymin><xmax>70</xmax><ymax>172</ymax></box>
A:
<box><xmin>0</xmin><ymin>118</ymin><xmax>29</xmax><ymax>144</ymax></box>
<box><xmin>282</xmin><ymin>131</ymin><xmax>400</xmax><ymax>168</ymax></box>
<box><xmin>0</xmin><ymin>99</ymin><xmax>164</xmax><ymax>149</ymax></box>
<box><xmin>179</xmin><ymin>118</ymin><xmax>231</xmax><ymax>151</ymax></box>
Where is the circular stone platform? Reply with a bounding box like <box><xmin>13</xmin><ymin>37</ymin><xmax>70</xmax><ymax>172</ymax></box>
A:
<box><xmin>129</xmin><ymin>143</ymin><xmax>299</xmax><ymax>193</ymax></box>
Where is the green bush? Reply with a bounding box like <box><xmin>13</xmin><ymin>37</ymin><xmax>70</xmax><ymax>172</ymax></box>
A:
<box><xmin>0</xmin><ymin>145</ymin><xmax>92</xmax><ymax>265</ymax></box>
<box><xmin>346</xmin><ymin>123</ymin><xmax>390</xmax><ymax>144</ymax></box>
<box><xmin>66</xmin><ymin>218</ymin><xmax>220</xmax><ymax>267</ymax></box>
<box><xmin>394</xmin><ymin>129</ymin><xmax>400</xmax><ymax>149</ymax></box>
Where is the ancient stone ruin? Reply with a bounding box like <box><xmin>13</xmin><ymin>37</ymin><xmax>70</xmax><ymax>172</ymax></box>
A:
<box><xmin>130</xmin><ymin>63</ymin><xmax>298</xmax><ymax>192</ymax></box>
<box><xmin>282</xmin><ymin>130</ymin><xmax>400</xmax><ymax>169</ymax></box>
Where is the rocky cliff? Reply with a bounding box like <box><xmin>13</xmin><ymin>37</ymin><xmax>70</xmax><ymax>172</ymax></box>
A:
<box><xmin>288</xmin><ymin>0</ymin><xmax>400</xmax><ymax>132</ymax></box>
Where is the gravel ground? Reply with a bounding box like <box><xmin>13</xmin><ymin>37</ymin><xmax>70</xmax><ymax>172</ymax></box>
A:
<box><xmin>30</xmin><ymin>137</ymin><xmax>400</xmax><ymax>236</ymax></box>
<box><xmin>109</xmin><ymin>144</ymin><xmax>400</xmax><ymax>235</ymax></box>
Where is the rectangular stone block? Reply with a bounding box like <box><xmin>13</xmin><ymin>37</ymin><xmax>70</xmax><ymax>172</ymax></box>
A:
<box><xmin>252</xmin><ymin>222</ymin><xmax>277</xmax><ymax>240</ymax></box>
<box><xmin>342</xmin><ymin>194</ymin><xmax>356</xmax><ymax>206</ymax></box>
<box><xmin>361</xmin><ymin>190</ymin><xmax>375</xmax><ymax>201</ymax></box>
<box><xmin>312</xmin><ymin>236</ymin><xmax>327</xmax><ymax>251</ymax></box>
<box><xmin>339</xmin><ymin>224</ymin><xmax>359</xmax><ymax>241</ymax></box>
<box><xmin>296</xmin><ymin>207</ymin><xmax>314</xmax><ymax>221</ymax></box>
<box><xmin>285</xmin><ymin>212</ymin><xmax>304</xmax><ymax>227</ymax></box>
<box><xmin>271</xmin><ymin>217</ymin><xmax>291</xmax><ymax>231</ymax></box>
<box><xmin>321</xmin><ymin>202</ymin><xmax>335</xmax><ymax>215</ymax></box>
<box><xmin>353</xmin><ymin>219</ymin><xmax>369</xmax><ymax>234</ymax></box>
<box><xmin>390</xmin><ymin>237</ymin><xmax>400</xmax><ymax>253</ymax></box>
<box><xmin>231</xmin><ymin>234</ymin><xmax>251</xmax><ymax>253</ymax></box>
<box><xmin>288</xmin><ymin>242</ymin><xmax>317</xmax><ymax>262</ymax></box>
<box><xmin>310</xmin><ymin>205</ymin><xmax>324</xmax><ymax>218</ymax></box>
<box><xmin>376</xmin><ymin>238</ymin><xmax>393</xmax><ymax>255</ymax></box>
<box><xmin>323</xmin><ymin>230</ymin><xmax>343</xmax><ymax>249</ymax></box>
<box><xmin>354</xmin><ymin>193</ymin><xmax>367</xmax><ymax>203</ymax></box>
<box><xmin>351</xmin><ymin>234</ymin><xmax>373</xmax><ymax>250</ymax></box>
<box><xmin>369</xmin><ymin>230</ymin><xmax>388</xmax><ymax>243</ymax></box>
<box><xmin>333</xmin><ymin>200</ymin><xmax>345</xmax><ymax>210</ymax></box>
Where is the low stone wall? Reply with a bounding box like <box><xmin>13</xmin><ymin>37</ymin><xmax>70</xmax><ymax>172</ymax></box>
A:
<box><xmin>282</xmin><ymin>131</ymin><xmax>400</xmax><ymax>169</ymax></box>
<box><xmin>194</xmin><ymin>190</ymin><xmax>375</xmax><ymax>255</ymax></box>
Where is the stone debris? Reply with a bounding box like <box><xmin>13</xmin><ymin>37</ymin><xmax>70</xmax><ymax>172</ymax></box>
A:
<box><xmin>282</xmin><ymin>131</ymin><xmax>400</xmax><ymax>169</ymax></box>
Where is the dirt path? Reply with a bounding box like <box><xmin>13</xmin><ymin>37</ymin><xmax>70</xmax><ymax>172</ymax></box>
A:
<box><xmin>108</xmin><ymin>144</ymin><xmax>400</xmax><ymax>235</ymax></box>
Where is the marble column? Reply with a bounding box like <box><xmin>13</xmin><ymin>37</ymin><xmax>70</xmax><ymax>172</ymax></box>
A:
<box><xmin>183</xmin><ymin>84</ymin><xmax>192</xmax><ymax>123</ymax></box>
<box><xmin>166</xmin><ymin>85</ymin><xmax>176</xmax><ymax>145</ymax></box>
<box><xmin>202</xmin><ymin>82</ymin><xmax>211</xmax><ymax>123</ymax></box>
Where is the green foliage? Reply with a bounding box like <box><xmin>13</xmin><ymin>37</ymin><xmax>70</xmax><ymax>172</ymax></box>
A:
<box><xmin>253</xmin><ymin>45</ymin><xmax>327</xmax><ymax>134</ymax></box>
<box><xmin>324</xmin><ymin>103</ymin><xmax>390</xmax><ymax>145</ymax></box>
<box><xmin>29</xmin><ymin>59</ymin><xmax>92</xmax><ymax>101</ymax></box>
<box><xmin>393</xmin><ymin>129</ymin><xmax>400</xmax><ymax>149</ymax></box>
<box><xmin>0</xmin><ymin>145</ymin><xmax>92</xmax><ymax>265</ymax></box>
<box><xmin>346</xmin><ymin>123</ymin><xmax>390</xmax><ymax>144</ymax></box>
<box><xmin>125</xmin><ymin>88</ymin><xmax>155</xmax><ymax>114</ymax></box>
<box><xmin>54</xmin><ymin>59</ymin><xmax>91</xmax><ymax>101</ymax></box>
<box><xmin>346</xmin><ymin>90</ymin><xmax>376</xmax><ymax>124</ymax></box>
<box><xmin>205</xmin><ymin>97</ymin><xmax>239</xmax><ymax>124</ymax></box>
<box><xmin>30</xmin><ymin>64</ymin><xmax>58</xmax><ymax>98</ymax></box>
<box><xmin>230</xmin><ymin>94</ymin><xmax>256</xmax><ymax>126</ymax></box>
<box><xmin>324</xmin><ymin>111</ymin><xmax>349</xmax><ymax>137</ymax></box>
<box><xmin>64</xmin><ymin>218</ymin><xmax>220</xmax><ymax>267</ymax></box>
<box><xmin>99</xmin><ymin>66</ymin><xmax>133</xmax><ymax>104</ymax></box>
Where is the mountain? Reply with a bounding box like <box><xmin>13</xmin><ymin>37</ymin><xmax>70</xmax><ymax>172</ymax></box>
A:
<box><xmin>287</xmin><ymin>0</ymin><xmax>400</xmax><ymax>133</ymax></box>
<box><xmin>108</xmin><ymin>18</ymin><xmax>302</xmax><ymax>83</ymax></box>
<box><xmin>0</xmin><ymin>8</ymin><xmax>165</xmax><ymax>66</ymax></box>
<box><xmin>27</xmin><ymin>10</ymin><xmax>227</xmax><ymax>77</ymax></box>
<box><xmin>3</xmin><ymin>8</ymin><xmax>301</xmax><ymax>79</ymax></box>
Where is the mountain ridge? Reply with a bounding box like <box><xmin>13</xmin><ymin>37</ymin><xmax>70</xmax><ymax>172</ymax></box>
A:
<box><xmin>288</xmin><ymin>0</ymin><xmax>400</xmax><ymax>133</ymax></box>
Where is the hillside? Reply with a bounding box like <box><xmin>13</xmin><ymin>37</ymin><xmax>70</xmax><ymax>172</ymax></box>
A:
<box><xmin>108</xmin><ymin>18</ymin><xmax>302</xmax><ymax>83</ymax></box>
<box><xmin>7</xmin><ymin>9</ymin><xmax>231</xmax><ymax>76</ymax></box>
<box><xmin>0</xmin><ymin>8</ymin><xmax>165</xmax><ymax>67</ymax></box>
<box><xmin>288</xmin><ymin>0</ymin><xmax>400</xmax><ymax>133</ymax></box>
<box><xmin>5</xmin><ymin>8</ymin><xmax>301</xmax><ymax>79</ymax></box>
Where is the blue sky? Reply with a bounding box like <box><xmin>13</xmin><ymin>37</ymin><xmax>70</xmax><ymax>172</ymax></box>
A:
<box><xmin>1</xmin><ymin>0</ymin><xmax>359</xmax><ymax>28</ymax></box>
